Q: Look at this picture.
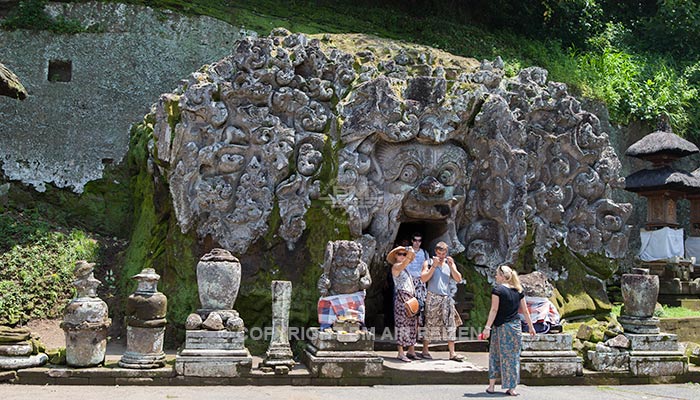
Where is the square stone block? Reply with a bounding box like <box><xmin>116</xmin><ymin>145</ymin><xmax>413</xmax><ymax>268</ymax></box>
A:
<box><xmin>522</xmin><ymin>334</ymin><xmax>573</xmax><ymax>351</ymax></box>
<box><xmin>520</xmin><ymin>356</ymin><xmax>582</xmax><ymax>377</ymax></box>
<box><xmin>626</xmin><ymin>333</ymin><xmax>679</xmax><ymax>352</ymax></box>
<box><xmin>303</xmin><ymin>350</ymin><xmax>383</xmax><ymax>378</ymax></box>
<box><xmin>174</xmin><ymin>355</ymin><xmax>252</xmax><ymax>377</ymax></box>
<box><xmin>628</xmin><ymin>355</ymin><xmax>688</xmax><ymax>376</ymax></box>
<box><xmin>307</xmin><ymin>327</ymin><xmax>374</xmax><ymax>352</ymax></box>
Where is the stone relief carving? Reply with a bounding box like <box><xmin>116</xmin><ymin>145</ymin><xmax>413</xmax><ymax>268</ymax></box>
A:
<box><xmin>152</xmin><ymin>29</ymin><xmax>631</xmax><ymax>279</ymax></box>
<box><xmin>154</xmin><ymin>29</ymin><xmax>353</xmax><ymax>253</ymax></box>
<box><xmin>317</xmin><ymin>240</ymin><xmax>371</xmax><ymax>297</ymax></box>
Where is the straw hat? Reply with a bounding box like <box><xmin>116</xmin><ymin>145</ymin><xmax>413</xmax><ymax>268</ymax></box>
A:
<box><xmin>386</xmin><ymin>246</ymin><xmax>413</xmax><ymax>264</ymax></box>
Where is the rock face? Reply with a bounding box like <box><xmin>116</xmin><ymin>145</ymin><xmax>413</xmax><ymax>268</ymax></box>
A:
<box><xmin>520</xmin><ymin>271</ymin><xmax>554</xmax><ymax>298</ymax></box>
<box><xmin>151</xmin><ymin>29</ymin><xmax>631</xmax><ymax>281</ymax></box>
<box><xmin>0</xmin><ymin>62</ymin><xmax>26</xmax><ymax>100</ymax></box>
<box><xmin>0</xmin><ymin>1</ymin><xmax>251</xmax><ymax>192</ymax></box>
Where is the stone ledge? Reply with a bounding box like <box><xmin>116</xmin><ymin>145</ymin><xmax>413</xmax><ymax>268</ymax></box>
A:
<box><xmin>6</xmin><ymin>353</ymin><xmax>700</xmax><ymax>386</ymax></box>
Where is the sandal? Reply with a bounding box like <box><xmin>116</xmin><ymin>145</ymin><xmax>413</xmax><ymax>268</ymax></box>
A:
<box><xmin>397</xmin><ymin>355</ymin><xmax>412</xmax><ymax>363</ymax></box>
<box><xmin>449</xmin><ymin>354</ymin><xmax>465</xmax><ymax>362</ymax></box>
<box><xmin>421</xmin><ymin>353</ymin><xmax>433</xmax><ymax>359</ymax></box>
<box><xmin>506</xmin><ymin>390</ymin><xmax>520</xmax><ymax>396</ymax></box>
<box><xmin>406</xmin><ymin>353</ymin><xmax>421</xmax><ymax>360</ymax></box>
<box><xmin>485</xmin><ymin>389</ymin><xmax>496</xmax><ymax>394</ymax></box>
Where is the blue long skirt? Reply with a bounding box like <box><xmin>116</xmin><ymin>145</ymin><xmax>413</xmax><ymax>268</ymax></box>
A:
<box><xmin>488</xmin><ymin>319</ymin><xmax>522</xmax><ymax>389</ymax></box>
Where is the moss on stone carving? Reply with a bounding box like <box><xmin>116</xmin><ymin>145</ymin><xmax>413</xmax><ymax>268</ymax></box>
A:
<box><xmin>455</xmin><ymin>255</ymin><xmax>492</xmax><ymax>330</ymax></box>
<box><xmin>120</xmin><ymin>117</ymin><xmax>355</xmax><ymax>343</ymax></box>
<box><xmin>121</xmin><ymin>120</ymin><xmax>199</xmax><ymax>345</ymax></box>
<box><xmin>548</xmin><ymin>245</ymin><xmax>615</xmax><ymax>318</ymax></box>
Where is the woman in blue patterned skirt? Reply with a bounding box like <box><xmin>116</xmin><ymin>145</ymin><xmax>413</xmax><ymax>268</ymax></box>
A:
<box><xmin>482</xmin><ymin>265</ymin><xmax>535</xmax><ymax>396</ymax></box>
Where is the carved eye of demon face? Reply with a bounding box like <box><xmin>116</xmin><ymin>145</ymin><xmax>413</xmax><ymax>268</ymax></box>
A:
<box><xmin>400</xmin><ymin>164</ymin><xmax>420</xmax><ymax>184</ymax></box>
<box><xmin>437</xmin><ymin>165</ymin><xmax>458</xmax><ymax>186</ymax></box>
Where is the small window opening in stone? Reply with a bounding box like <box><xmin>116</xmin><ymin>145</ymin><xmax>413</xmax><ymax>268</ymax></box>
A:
<box><xmin>48</xmin><ymin>60</ymin><xmax>72</xmax><ymax>82</ymax></box>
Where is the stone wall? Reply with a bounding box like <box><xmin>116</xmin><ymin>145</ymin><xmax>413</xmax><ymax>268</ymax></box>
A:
<box><xmin>0</xmin><ymin>2</ymin><xmax>252</xmax><ymax>192</ymax></box>
<box><xmin>659</xmin><ymin>317</ymin><xmax>700</xmax><ymax>343</ymax></box>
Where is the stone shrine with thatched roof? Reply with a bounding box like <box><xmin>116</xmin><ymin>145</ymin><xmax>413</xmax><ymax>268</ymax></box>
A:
<box><xmin>624</xmin><ymin>122</ymin><xmax>700</xmax><ymax>302</ymax></box>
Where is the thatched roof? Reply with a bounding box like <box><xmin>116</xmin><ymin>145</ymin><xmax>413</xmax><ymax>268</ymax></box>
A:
<box><xmin>0</xmin><ymin>62</ymin><xmax>27</xmax><ymax>100</ymax></box>
<box><xmin>625</xmin><ymin>130</ymin><xmax>699</xmax><ymax>161</ymax></box>
<box><xmin>625</xmin><ymin>165</ymin><xmax>700</xmax><ymax>193</ymax></box>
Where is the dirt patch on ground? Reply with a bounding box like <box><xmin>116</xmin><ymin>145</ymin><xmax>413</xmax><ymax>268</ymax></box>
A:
<box><xmin>25</xmin><ymin>318</ymin><xmax>64</xmax><ymax>350</ymax></box>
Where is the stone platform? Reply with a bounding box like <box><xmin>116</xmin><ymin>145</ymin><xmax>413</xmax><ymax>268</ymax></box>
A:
<box><xmin>520</xmin><ymin>334</ymin><xmax>583</xmax><ymax>378</ymax></box>
<box><xmin>174</xmin><ymin>330</ymin><xmax>252</xmax><ymax>377</ymax></box>
<box><xmin>3</xmin><ymin>342</ymin><xmax>699</xmax><ymax>386</ymax></box>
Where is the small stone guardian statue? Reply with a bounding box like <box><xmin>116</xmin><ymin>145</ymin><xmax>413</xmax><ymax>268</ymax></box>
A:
<box><xmin>61</xmin><ymin>260</ymin><xmax>111</xmax><ymax>367</ymax></box>
<box><xmin>317</xmin><ymin>240</ymin><xmax>371</xmax><ymax>330</ymax></box>
<box><xmin>119</xmin><ymin>268</ymin><xmax>167</xmax><ymax>369</ymax></box>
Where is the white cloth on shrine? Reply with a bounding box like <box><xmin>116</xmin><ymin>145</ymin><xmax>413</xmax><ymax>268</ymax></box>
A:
<box><xmin>685</xmin><ymin>237</ymin><xmax>700</xmax><ymax>265</ymax></box>
<box><xmin>639</xmin><ymin>227</ymin><xmax>684</xmax><ymax>261</ymax></box>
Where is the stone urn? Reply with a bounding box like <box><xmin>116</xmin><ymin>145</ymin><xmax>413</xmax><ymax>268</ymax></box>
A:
<box><xmin>119</xmin><ymin>268</ymin><xmax>167</xmax><ymax>369</ymax></box>
<box><xmin>621</xmin><ymin>267</ymin><xmax>659</xmax><ymax>317</ymax></box>
<box><xmin>61</xmin><ymin>260</ymin><xmax>111</xmax><ymax>367</ymax></box>
<box><xmin>197</xmin><ymin>248</ymin><xmax>241</xmax><ymax>312</ymax></box>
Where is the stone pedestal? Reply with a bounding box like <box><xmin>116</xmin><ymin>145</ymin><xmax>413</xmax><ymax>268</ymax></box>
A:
<box><xmin>175</xmin><ymin>330</ymin><xmax>252</xmax><ymax>377</ymax></box>
<box><xmin>626</xmin><ymin>333</ymin><xmax>688</xmax><ymax>376</ymax></box>
<box><xmin>618</xmin><ymin>315</ymin><xmax>661</xmax><ymax>334</ymax></box>
<box><xmin>175</xmin><ymin>249</ymin><xmax>252</xmax><ymax>377</ymax></box>
<box><xmin>303</xmin><ymin>328</ymin><xmax>383</xmax><ymax>378</ymax></box>
<box><xmin>119</xmin><ymin>268</ymin><xmax>168</xmax><ymax>369</ymax></box>
<box><xmin>262</xmin><ymin>281</ymin><xmax>295</xmax><ymax>374</ymax></box>
<box><xmin>0</xmin><ymin>327</ymin><xmax>48</xmax><ymax>371</ymax></box>
<box><xmin>520</xmin><ymin>333</ymin><xmax>582</xmax><ymax>377</ymax></box>
<box><xmin>62</xmin><ymin>261</ymin><xmax>111</xmax><ymax>368</ymax></box>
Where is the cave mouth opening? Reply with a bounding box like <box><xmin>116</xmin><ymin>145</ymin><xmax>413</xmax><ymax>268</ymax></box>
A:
<box><xmin>393</xmin><ymin>220</ymin><xmax>449</xmax><ymax>253</ymax></box>
<box><xmin>370</xmin><ymin>220</ymin><xmax>450</xmax><ymax>331</ymax></box>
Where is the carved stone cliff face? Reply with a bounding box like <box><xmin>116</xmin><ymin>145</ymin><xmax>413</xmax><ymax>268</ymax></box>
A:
<box><xmin>150</xmin><ymin>29</ymin><xmax>632</xmax><ymax>280</ymax></box>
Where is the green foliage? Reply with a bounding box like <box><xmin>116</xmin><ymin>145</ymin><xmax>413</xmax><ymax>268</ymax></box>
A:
<box><xmin>120</xmin><ymin>120</ymin><xmax>199</xmax><ymax>345</ymax></box>
<box><xmin>0</xmin><ymin>211</ymin><xmax>99</xmax><ymax>325</ymax></box>
<box><xmin>575</xmin><ymin>47</ymin><xmax>699</xmax><ymax>136</ymax></box>
<box><xmin>612</xmin><ymin>303</ymin><xmax>700</xmax><ymax>318</ymax></box>
<box><xmin>639</xmin><ymin>0</ymin><xmax>700</xmax><ymax>60</ymax></box>
<box><xmin>1</xmin><ymin>0</ymin><xmax>97</xmax><ymax>34</ymax></box>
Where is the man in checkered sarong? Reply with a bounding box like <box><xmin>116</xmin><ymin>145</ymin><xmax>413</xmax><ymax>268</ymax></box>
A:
<box><xmin>420</xmin><ymin>241</ymin><xmax>465</xmax><ymax>362</ymax></box>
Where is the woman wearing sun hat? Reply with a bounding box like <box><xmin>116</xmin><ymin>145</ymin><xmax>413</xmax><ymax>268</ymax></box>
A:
<box><xmin>387</xmin><ymin>245</ymin><xmax>419</xmax><ymax>362</ymax></box>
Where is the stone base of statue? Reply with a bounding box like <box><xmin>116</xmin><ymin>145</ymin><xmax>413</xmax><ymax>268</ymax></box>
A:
<box><xmin>63</xmin><ymin>322</ymin><xmax>110</xmax><ymax>367</ymax></box>
<box><xmin>626</xmin><ymin>333</ymin><xmax>687</xmax><ymax>376</ymax></box>
<box><xmin>175</xmin><ymin>330</ymin><xmax>252</xmax><ymax>377</ymax></box>
<box><xmin>302</xmin><ymin>327</ymin><xmax>383</xmax><ymax>378</ymax></box>
<box><xmin>618</xmin><ymin>315</ymin><xmax>661</xmax><ymax>334</ymax></box>
<box><xmin>261</xmin><ymin>344</ymin><xmax>295</xmax><ymax>374</ymax></box>
<box><xmin>0</xmin><ymin>336</ymin><xmax>48</xmax><ymax>371</ymax></box>
<box><xmin>118</xmin><ymin>326</ymin><xmax>166</xmax><ymax>369</ymax></box>
<box><xmin>520</xmin><ymin>333</ymin><xmax>582</xmax><ymax>378</ymax></box>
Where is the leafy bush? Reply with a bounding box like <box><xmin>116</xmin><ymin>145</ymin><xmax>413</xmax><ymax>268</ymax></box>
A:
<box><xmin>0</xmin><ymin>211</ymin><xmax>99</xmax><ymax>325</ymax></box>
<box><xmin>638</xmin><ymin>0</ymin><xmax>700</xmax><ymax>61</ymax></box>
<box><xmin>1</xmin><ymin>0</ymin><xmax>90</xmax><ymax>34</ymax></box>
<box><xmin>575</xmin><ymin>47</ymin><xmax>698</xmax><ymax>135</ymax></box>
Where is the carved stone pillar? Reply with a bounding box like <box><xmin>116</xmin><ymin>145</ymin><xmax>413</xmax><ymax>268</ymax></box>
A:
<box><xmin>262</xmin><ymin>280</ymin><xmax>295</xmax><ymax>373</ymax></box>
<box><xmin>119</xmin><ymin>268</ymin><xmax>167</xmax><ymax>369</ymax></box>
